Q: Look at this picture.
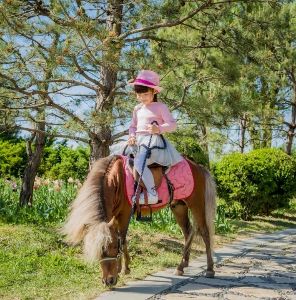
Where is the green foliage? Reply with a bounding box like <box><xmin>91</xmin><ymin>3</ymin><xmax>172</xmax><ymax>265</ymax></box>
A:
<box><xmin>215</xmin><ymin>204</ymin><xmax>233</xmax><ymax>234</ymax></box>
<box><xmin>0</xmin><ymin>140</ymin><xmax>27</xmax><ymax>177</ymax></box>
<box><xmin>214</xmin><ymin>198</ymin><xmax>244</xmax><ymax>234</ymax></box>
<box><xmin>217</xmin><ymin>198</ymin><xmax>244</xmax><ymax>220</ymax></box>
<box><xmin>0</xmin><ymin>130</ymin><xmax>20</xmax><ymax>142</ymax></box>
<box><xmin>0</xmin><ymin>179</ymin><xmax>77</xmax><ymax>224</ymax></box>
<box><xmin>0</xmin><ymin>140</ymin><xmax>89</xmax><ymax>181</ymax></box>
<box><xmin>1</xmin><ymin>178</ymin><xmax>228</xmax><ymax>237</ymax></box>
<box><xmin>39</xmin><ymin>145</ymin><xmax>89</xmax><ymax>181</ymax></box>
<box><xmin>130</xmin><ymin>207</ymin><xmax>181</xmax><ymax>235</ymax></box>
<box><xmin>167</xmin><ymin>130</ymin><xmax>209</xmax><ymax>166</ymax></box>
<box><xmin>213</xmin><ymin>148</ymin><xmax>296</xmax><ymax>219</ymax></box>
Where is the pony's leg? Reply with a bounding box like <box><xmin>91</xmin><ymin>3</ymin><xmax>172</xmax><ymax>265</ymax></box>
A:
<box><xmin>171</xmin><ymin>201</ymin><xmax>193</xmax><ymax>275</ymax></box>
<box><xmin>189</xmin><ymin>204</ymin><xmax>215</xmax><ymax>278</ymax></box>
<box><xmin>117</xmin><ymin>209</ymin><xmax>133</xmax><ymax>276</ymax></box>
<box><xmin>122</xmin><ymin>240</ymin><xmax>131</xmax><ymax>274</ymax></box>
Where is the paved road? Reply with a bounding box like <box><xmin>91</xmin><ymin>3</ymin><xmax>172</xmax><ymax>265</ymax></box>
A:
<box><xmin>97</xmin><ymin>228</ymin><xmax>296</xmax><ymax>300</ymax></box>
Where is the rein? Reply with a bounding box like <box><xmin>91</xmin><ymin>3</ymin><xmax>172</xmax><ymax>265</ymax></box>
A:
<box><xmin>129</xmin><ymin>121</ymin><xmax>166</xmax><ymax>219</ymax></box>
<box><xmin>132</xmin><ymin>120</ymin><xmax>166</xmax><ymax>204</ymax></box>
<box><xmin>120</xmin><ymin>121</ymin><xmax>167</xmax><ymax>238</ymax></box>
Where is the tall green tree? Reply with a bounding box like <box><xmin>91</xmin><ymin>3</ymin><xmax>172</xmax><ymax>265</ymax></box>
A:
<box><xmin>1</xmin><ymin>0</ymin><xmax>232</xmax><ymax>207</ymax></box>
<box><xmin>150</xmin><ymin>0</ymin><xmax>291</xmax><ymax>156</ymax></box>
<box><xmin>147</xmin><ymin>2</ymin><xmax>259</xmax><ymax>155</ymax></box>
<box><xmin>241</xmin><ymin>1</ymin><xmax>296</xmax><ymax>154</ymax></box>
<box><xmin>0</xmin><ymin>0</ymin><xmax>220</xmax><ymax>165</ymax></box>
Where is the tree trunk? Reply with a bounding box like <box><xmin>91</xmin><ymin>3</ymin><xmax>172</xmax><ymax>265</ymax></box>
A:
<box><xmin>249</xmin><ymin>123</ymin><xmax>260</xmax><ymax>150</ymax></box>
<box><xmin>286</xmin><ymin>130</ymin><xmax>294</xmax><ymax>155</ymax></box>
<box><xmin>200</xmin><ymin>124</ymin><xmax>210</xmax><ymax>165</ymax></box>
<box><xmin>89</xmin><ymin>0</ymin><xmax>123</xmax><ymax>164</ymax></box>
<box><xmin>19</xmin><ymin>124</ymin><xmax>46</xmax><ymax>206</ymax></box>
<box><xmin>261</xmin><ymin>103</ymin><xmax>274</xmax><ymax>148</ymax></box>
<box><xmin>286</xmin><ymin>91</ymin><xmax>296</xmax><ymax>155</ymax></box>
<box><xmin>261</xmin><ymin>124</ymin><xmax>272</xmax><ymax>148</ymax></box>
<box><xmin>89</xmin><ymin>133</ymin><xmax>111</xmax><ymax>166</ymax></box>
<box><xmin>239</xmin><ymin>113</ymin><xmax>247</xmax><ymax>153</ymax></box>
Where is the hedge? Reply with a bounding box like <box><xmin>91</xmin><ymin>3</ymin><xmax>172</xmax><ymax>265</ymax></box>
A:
<box><xmin>38</xmin><ymin>145</ymin><xmax>89</xmax><ymax>181</ymax></box>
<box><xmin>0</xmin><ymin>140</ymin><xmax>27</xmax><ymax>177</ymax></box>
<box><xmin>213</xmin><ymin>148</ymin><xmax>296</xmax><ymax>219</ymax></box>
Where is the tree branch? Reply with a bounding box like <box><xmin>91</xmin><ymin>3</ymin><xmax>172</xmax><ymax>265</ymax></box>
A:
<box><xmin>72</xmin><ymin>55</ymin><xmax>104</xmax><ymax>90</ymax></box>
<box><xmin>171</xmin><ymin>85</ymin><xmax>191</xmax><ymax>110</ymax></box>
<box><xmin>0</xmin><ymin>102</ymin><xmax>46</xmax><ymax>110</ymax></box>
<box><xmin>120</xmin><ymin>0</ymin><xmax>213</xmax><ymax>39</ymax></box>
<box><xmin>46</xmin><ymin>95</ymin><xmax>91</xmax><ymax>133</ymax></box>
<box><xmin>39</xmin><ymin>79</ymin><xmax>97</xmax><ymax>91</ymax></box>
<box><xmin>111</xmin><ymin>129</ymin><xmax>129</xmax><ymax>142</ymax></box>
<box><xmin>12</xmin><ymin>125</ymin><xmax>89</xmax><ymax>143</ymax></box>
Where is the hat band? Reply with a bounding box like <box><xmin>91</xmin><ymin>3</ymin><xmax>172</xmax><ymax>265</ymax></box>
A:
<box><xmin>134</xmin><ymin>78</ymin><xmax>157</xmax><ymax>87</ymax></box>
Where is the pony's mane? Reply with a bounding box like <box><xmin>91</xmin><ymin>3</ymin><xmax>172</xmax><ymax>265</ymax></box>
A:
<box><xmin>62</xmin><ymin>155</ymin><xmax>120</xmax><ymax>255</ymax></box>
<box><xmin>94</xmin><ymin>155</ymin><xmax>119</xmax><ymax>222</ymax></box>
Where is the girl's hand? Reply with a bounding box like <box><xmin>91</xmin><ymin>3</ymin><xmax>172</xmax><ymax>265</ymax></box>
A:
<box><xmin>128</xmin><ymin>136</ymin><xmax>136</xmax><ymax>145</ymax></box>
<box><xmin>147</xmin><ymin>124</ymin><xmax>160</xmax><ymax>134</ymax></box>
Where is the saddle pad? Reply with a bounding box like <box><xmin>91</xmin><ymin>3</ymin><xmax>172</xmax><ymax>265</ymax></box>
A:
<box><xmin>120</xmin><ymin>156</ymin><xmax>194</xmax><ymax>209</ymax></box>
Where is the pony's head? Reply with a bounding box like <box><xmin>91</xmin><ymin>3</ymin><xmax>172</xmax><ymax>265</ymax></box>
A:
<box><xmin>97</xmin><ymin>217</ymin><xmax>123</xmax><ymax>286</ymax></box>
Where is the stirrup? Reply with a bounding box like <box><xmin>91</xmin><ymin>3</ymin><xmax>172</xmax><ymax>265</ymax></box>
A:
<box><xmin>136</xmin><ymin>205</ymin><xmax>153</xmax><ymax>222</ymax></box>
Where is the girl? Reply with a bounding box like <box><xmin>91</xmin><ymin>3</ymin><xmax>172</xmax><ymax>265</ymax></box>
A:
<box><xmin>128</xmin><ymin>70</ymin><xmax>183</xmax><ymax>204</ymax></box>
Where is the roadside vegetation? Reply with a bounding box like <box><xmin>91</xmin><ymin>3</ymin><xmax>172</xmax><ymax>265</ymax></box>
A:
<box><xmin>1</xmin><ymin>175</ymin><xmax>295</xmax><ymax>300</ymax></box>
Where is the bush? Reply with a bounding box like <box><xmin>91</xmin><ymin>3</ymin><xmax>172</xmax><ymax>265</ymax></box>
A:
<box><xmin>38</xmin><ymin>145</ymin><xmax>89</xmax><ymax>181</ymax></box>
<box><xmin>0</xmin><ymin>138</ymin><xmax>90</xmax><ymax>181</ymax></box>
<box><xmin>213</xmin><ymin>148</ymin><xmax>296</xmax><ymax>219</ymax></box>
<box><xmin>0</xmin><ymin>140</ymin><xmax>27</xmax><ymax>177</ymax></box>
<box><xmin>217</xmin><ymin>198</ymin><xmax>244</xmax><ymax>219</ymax></box>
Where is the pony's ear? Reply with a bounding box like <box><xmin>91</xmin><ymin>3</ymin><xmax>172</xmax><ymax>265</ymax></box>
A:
<box><xmin>107</xmin><ymin>216</ymin><xmax>118</xmax><ymax>228</ymax></box>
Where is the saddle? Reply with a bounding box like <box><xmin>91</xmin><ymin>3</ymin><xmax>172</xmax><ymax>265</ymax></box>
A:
<box><xmin>126</xmin><ymin>157</ymin><xmax>173</xmax><ymax>222</ymax></box>
<box><xmin>127</xmin><ymin>157</ymin><xmax>168</xmax><ymax>190</ymax></box>
<box><xmin>120</xmin><ymin>155</ymin><xmax>194</xmax><ymax>221</ymax></box>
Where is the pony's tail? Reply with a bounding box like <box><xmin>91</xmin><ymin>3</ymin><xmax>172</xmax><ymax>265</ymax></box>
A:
<box><xmin>204</xmin><ymin>169</ymin><xmax>217</xmax><ymax>249</ymax></box>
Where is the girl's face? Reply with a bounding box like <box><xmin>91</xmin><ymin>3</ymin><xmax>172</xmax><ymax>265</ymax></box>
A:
<box><xmin>136</xmin><ymin>89</ymin><xmax>155</xmax><ymax>105</ymax></box>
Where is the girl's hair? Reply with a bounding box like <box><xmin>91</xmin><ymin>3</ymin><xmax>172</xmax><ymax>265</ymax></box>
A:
<box><xmin>134</xmin><ymin>85</ymin><xmax>157</xmax><ymax>102</ymax></box>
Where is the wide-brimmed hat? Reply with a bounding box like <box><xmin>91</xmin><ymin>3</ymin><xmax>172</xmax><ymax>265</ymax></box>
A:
<box><xmin>129</xmin><ymin>70</ymin><xmax>162</xmax><ymax>93</ymax></box>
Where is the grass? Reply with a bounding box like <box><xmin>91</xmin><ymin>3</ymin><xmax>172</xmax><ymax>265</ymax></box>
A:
<box><xmin>0</xmin><ymin>221</ymin><xmax>197</xmax><ymax>300</ymax></box>
<box><xmin>0</xmin><ymin>222</ymin><xmax>103</xmax><ymax>300</ymax></box>
<box><xmin>0</xmin><ymin>179</ymin><xmax>296</xmax><ymax>300</ymax></box>
<box><xmin>1</xmin><ymin>208</ymin><xmax>295</xmax><ymax>300</ymax></box>
<box><xmin>214</xmin><ymin>198</ymin><xmax>296</xmax><ymax>245</ymax></box>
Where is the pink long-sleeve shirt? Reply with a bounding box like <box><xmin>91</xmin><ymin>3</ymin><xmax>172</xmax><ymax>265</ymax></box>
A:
<box><xmin>129</xmin><ymin>102</ymin><xmax>177</xmax><ymax>137</ymax></box>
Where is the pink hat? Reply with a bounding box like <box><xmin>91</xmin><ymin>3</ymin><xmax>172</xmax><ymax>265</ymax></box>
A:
<box><xmin>129</xmin><ymin>70</ymin><xmax>162</xmax><ymax>93</ymax></box>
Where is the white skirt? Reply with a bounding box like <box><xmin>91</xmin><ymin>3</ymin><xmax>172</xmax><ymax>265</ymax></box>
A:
<box><xmin>136</xmin><ymin>134</ymin><xmax>183</xmax><ymax>166</ymax></box>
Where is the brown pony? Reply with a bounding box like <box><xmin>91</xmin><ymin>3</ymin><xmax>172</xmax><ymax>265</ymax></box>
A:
<box><xmin>62</xmin><ymin>155</ymin><xmax>216</xmax><ymax>287</ymax></box>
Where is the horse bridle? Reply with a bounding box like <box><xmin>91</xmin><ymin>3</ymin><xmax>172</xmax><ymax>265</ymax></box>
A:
<box><xmin>99</xmin><ymin>232</ymin><xmax>124</xmax><ymax>264</ymax></box>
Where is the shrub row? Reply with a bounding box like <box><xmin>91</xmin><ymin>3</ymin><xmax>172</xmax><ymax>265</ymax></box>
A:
<box><xmin>0</xmin><ymin>133</ymin><xmax>208</xmax><ymax>179</ymax></box>
<box><xmin>0</xmin><ymin>140</ymin><xmax>27</xmax><ymax>177</ymax></box>
<box><xmin>1</xmin><ymin>139</ymin><xmax>295</xmax><ymax>221</ymax></box>
<box><xmin>213</xmin><ymin>148</ymin><xmax>296</xmax><ymax>219</ymax></box>
<box><xmin>0</xmin><ymin>140</ymin><xmax>89</xmax><ymax>181</ymax></box>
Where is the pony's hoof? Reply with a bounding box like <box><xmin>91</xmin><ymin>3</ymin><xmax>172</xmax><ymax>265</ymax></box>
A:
<box><xmin>205</xmin><ymin>270</ymin><xmax>215</xmax><ymax>278</ymax></box>
<box><xmin>174</xmin><ymin>269</ymin><xmax>184</xmax><ymax>276</ymax></box>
